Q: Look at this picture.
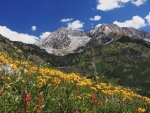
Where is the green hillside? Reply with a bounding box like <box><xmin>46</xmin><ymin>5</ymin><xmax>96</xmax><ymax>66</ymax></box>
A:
<box><xmin>57</xmin><ymin>35</ymin><xmax>150</xmax><ymax>97</ymax></box>
<box><xmin>1</xmin><ymin>34</ymin><xmax>150</xmax><ymax>97</ymax></box>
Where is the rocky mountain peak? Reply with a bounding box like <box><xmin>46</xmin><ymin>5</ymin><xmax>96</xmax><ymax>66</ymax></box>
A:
<box><xmin>90</xmin><ymin>24</ymin><xmax>122</xmax><ymax>36</ymax></box>
<box><xmin>55</xmin><ymin>27</ymin><xmax>68</xmax><ymax>34</ymax></box>
<box><xmin>85</xmin><ymin>24</ymin><xmax>150</xmax><ymax>48</ymax></box>
<box><xmin>36</xmin><ymin>27</ymin><xmax>90</xmax><ymax>56</ymax></box>
<box><xmin>89</xmin><ymin>24</ymin><xmax>150</xmax><ymax>43</ymax></box>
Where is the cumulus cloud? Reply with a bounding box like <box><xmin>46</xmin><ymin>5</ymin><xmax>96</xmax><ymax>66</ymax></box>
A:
<box><xmin>95</xmin><ymin>24</ymin><xmax>102</xmax><ymax>28</ymax></box>
<box><xmin>61</xmin><ymin>18</ymin><xmax>73</xmax><ymax>22</ymax></box>
<box><xmin>40</xmin><ymin>32</ymin><xmax>51</xmax><ymax>40</ymax></box>
<box><xmin>0</xmin><ymin>26</ymin><xmax>38</xmax><ymax>44</ymax></box>
<box><xmin>113</xmin><ymin>15</ymin><xmax>146</xmax><ymax>29</ymax></box>
<box><xmin>67</xmin><ymin>20</ymin><xmax>84</xmax><ymax>30</ymax></box>
<box><xmin>131</xmin><ymin>0</ymin><xmax>147</xmax><ymax>6</ymax></box>
<box><xmin>90</xmin><ymin>15</ymin><xmax>101</xmax><ymax>21</ymax></box>
<box><xmin>97</xmin><ymin>0</ymin><xmax>130</xmax><ymax>11</ymax></box>
<box><xmin>97</xmin><ymin>0</ymin><xmax>146</xmax><ymax>11</ymax></box>
<box><xmin>145</xmin><ymin>12</ymin><xmax>150</xmax><ymax>25</ymax></box>
<box><xmin>31</xmin><ymin>26</ymin><xmax>36</xmax><ymax>31</ymax></box>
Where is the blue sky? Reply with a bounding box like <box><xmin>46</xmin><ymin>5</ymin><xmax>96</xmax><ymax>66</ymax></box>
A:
<box><xmin>0</xmin><ymin>0</ymin><xmax>150</xmax><ymax>44</ymax></box>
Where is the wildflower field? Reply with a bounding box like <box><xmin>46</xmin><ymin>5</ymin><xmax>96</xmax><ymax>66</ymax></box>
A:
<box><xmin>0</xmin><ymin>52</ymin><xmax>150</xmax><ymax>113</ymax></box>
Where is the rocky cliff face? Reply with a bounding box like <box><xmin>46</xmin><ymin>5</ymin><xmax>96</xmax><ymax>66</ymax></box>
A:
<box><xmin>37</xmin><ymin>28</ymin><xmax>71</xmax><ymax>49</ymax></box>
<box><xmin>36</xmin><ymin>27</ymin><xmax>90</xmax><ymax>55</ymax></box>
<box><xmin>122</xmin><ymin>27</ymin><xmax>150</xmax><ymax>40</ymax></box>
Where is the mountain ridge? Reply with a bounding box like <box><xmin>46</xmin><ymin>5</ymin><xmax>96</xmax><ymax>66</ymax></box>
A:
<box><xmin>36</xmin><ymin>24</ymin><xmax>150</xmax><ymax>55</ymax></box>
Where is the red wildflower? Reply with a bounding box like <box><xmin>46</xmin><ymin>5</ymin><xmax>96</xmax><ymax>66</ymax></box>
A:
<box><xmin>94</xmin><ymin>99</ymin><xmax>100</xmax><ymax>105</ymax></box>
<box><xmin>91</xmin><ymin>94</ymin><xmax>96</xmax><ymax>102</ymax></box>
<box><xmin>18</xmin><ymin>108</ymin><xmax>29</xmax><ymax>113</ymax></box>
<box><xmin>22</xmin><ymin>91</ymin><xmax>31</xmax><ymax>105</ymax></box>
<box><xmin>34</xmin><ymin>93</ymin><xmax>43</xmax><ymax>113</ymax></box>
<box><xmin>38</xmin><ymin>93</ymin><xmax>43</xmax><ymax>107</ymax></box>
<box><xmin>34</xmin><ymin>108</ymin><xmax>41</xmax><ymax>113</ymax></box>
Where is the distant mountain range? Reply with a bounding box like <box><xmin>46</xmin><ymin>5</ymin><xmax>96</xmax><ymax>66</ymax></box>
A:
<box><xmin>36</xmin><ymin>24</ymin><xmax>150</xmax><ymax>55</ymax></box>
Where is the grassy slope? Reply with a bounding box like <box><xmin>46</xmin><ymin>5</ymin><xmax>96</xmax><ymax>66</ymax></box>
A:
<box><xmin>0</xmin><ymin>50</ymin><xmax>150</xmax><ymax>112</ymax></box>
<box><xmin>1</xmin><ymin>34</ymin><xmax>150</xmax><ymax>97</ymax></box>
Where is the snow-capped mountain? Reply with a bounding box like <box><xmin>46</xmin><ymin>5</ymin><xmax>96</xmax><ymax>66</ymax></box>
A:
<box><xmin>36</xmin><ymin>27</ymin><xmax>90</xmax><ymax>55</ymax></box>
<box><xmin>36</xmin><ymin>24</ymin><xmax>150</xmax><ymax>56</ymax></box>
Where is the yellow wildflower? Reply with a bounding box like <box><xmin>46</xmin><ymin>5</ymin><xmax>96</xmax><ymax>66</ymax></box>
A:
<box><xmin>90</xmin><ymin>86</ymin><xmax>97</xmax><ymax>92</ymax></box>
<box><xmin>86</xmin><ymin>93</ymin><xmax>91</xmax><ymax>97</ymax></box>
<box><xmin>96</xmin><ymin>84</ymin><xmax>101</xmax><ymax>89</ymax></box>
<box><xmin>138</xmin><ymin>107</ymin><xmax>146</xmax><ymax>113</ymax></box>
<box><xmin>77</xmin><ymin>96</ymin><xmax>82</xmax><ymax>100</ymax></box>
<box><xmin>52</xmin><ymin>77</ymin><xmax>61</xmax><ymax>85</ymax></box>
<box><xmin>38</xmin><ymin>82</ymin><xmax>43</xmax><ymax>88</ymax></box>
<box><xmin>7</xmin><ymin>77</ymin><xmax>11</xmax><ymax>81</ymax></box>
<box><xmin>48</xmin><ymin>83</ymin><xmax>52</xmax><ymax>86</ymax></box>
<box><xmin>22</xmin><ymin>80</ymin><xmax>25</xmax><ymax>83</ymax></box>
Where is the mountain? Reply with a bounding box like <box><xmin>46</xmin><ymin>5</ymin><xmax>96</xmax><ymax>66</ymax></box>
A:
<box><xmin>86</xmin><ymin>24</ymin><xmax>150</xmax><ymax>47</ymax></box>
<box><xmin>90</xmin><ymin>24</ymin><xmax>150</xmax><ymax>40</ymax></box>
<box><xmin>36</xmin><ymin>27</ymin><xmax>90</xmax><ymax>55</ymax></box>
<box><xmin>36</xmin><ymin>24</ymin><xmax>150</xmax><ymax>55</ymax></box>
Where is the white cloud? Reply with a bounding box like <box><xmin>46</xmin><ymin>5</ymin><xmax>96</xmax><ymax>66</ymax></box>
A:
<box><xmin>40</xmin><ymin>32</ymin><xmax>51</xmax><ymax>40</ymax></box>
<box><xmin>61</xmin><ymin>18</ymin><xmax>73</xmax><ymax>22</ymax></box>
<box><xmin>31</xmin><ymin>26</ymin><xmax>36</xmax><ymax>31</ymax></box>
<box><xmin>97</xmin><ymin>0</ymin><xmax>146</xmax><ymax>11</ymax></box>
<box><xmin>95</xmin><ymin>24</ymin><xmax>102</xmax><ymax>28</ymax></box>
<box><xmin>145</xmin><ymin>12</ymin><xmax>150</xmax><ymax>25</ymax></box>
<box><xmin>97</xmin><ymin>0</ymin><xmax>130</xmax><ymax>11</ymax></box>
<box><xmin>90</xmin><ymin>15</ymin><xmax>101</xmax><ymax>21</ymax></box>
<box><xmin>67</xmin><ymin>20</ymin><xmax>84</xmax><ymax>30</ymax></box>
<box><xmin>0</xmin><ymin>26</ymin><xmax>38</xmax><ymax>44</ymax></box>
<box><xmin>131</xmin><ymin>0</ymin><xmax>147</xmax><ymax>6</ymax></box>
<box><xmin>113</xmin><ymin>15</ymin><xmax>146</xmax><ymax>29</ymax></box>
